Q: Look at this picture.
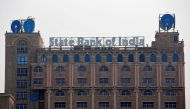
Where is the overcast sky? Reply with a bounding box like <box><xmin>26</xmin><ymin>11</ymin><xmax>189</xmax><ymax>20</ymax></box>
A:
<box><xmin>0</xmin><ymin>0</ymin><xmax>190</xmax><ymax>108</ymax></box>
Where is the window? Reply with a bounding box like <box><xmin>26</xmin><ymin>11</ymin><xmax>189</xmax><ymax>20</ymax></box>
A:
<box><xmin>56</xmin><ymin>66</ymin><xmax>65</xmax><ymax>72</ymax></box>
<box><xmin>84</xmin><ymin>54</ymin><xmax>91</xmax><ymax>62</ymax></box>
<box><xmin>17</xmin><ymin>68</ymin><xmax>27</xmax><ymax>76</ymax></box>
<box><xmin>17</xmin><ymin>47</ymin><xmax>28</xmax><ymax>54</ymax></box>
<box><xmin>77</xmin><ymin>102</ymin><xmax>87</xmax><ymax>108</ymax></box>
<box><xmin>150</xmin><ymin>53</ymin><xmax>156</xmax><ymax>62</ymax></box>
<box><xmin>165</xmin><ymin>102</ymin><xmax>176</xmax><ymax>108</ymax></box>
<box><xmin>128</xmin><ymin>54</ymin><xmax>134</xmax><ymax>62</ymax></box>
<box><xmin>96</xmin><ymin>54</ymin><xmax>101</xmax><ymax>62</ymax></box>
<box><xmin>55</xmin><ymin>90</ymin><xmax>65</xmax><ymax>96</ymax></box>
<box><xmin>106</xmin><ymin>54</ymin><xmax>112</xmax><ymax>62</ymax></box>
<box><xmin>17</xmin><ymin>55</ymin><xmax>28</xmax><ymax>65</ymax></box>
<box><xmin>99</xmin><ymin>102</ymin><xmax>109</xmax><ymax>108</ymax></box>
<box><xmin>63</xmin><ymin>54</ymin><xmax>69</xmax><ymax>62</ymax></box>
<box><xmin>173</xmin><ymin>36</ymin><xmax>178</xmax><ymax>42</ymax></box>
<box><xmin>99</xmin><ymin>78</ymin><xmax>109</xmax><ymax>84</ymax></box>
<box><xmin>78</xmin><ymin>78</ymin><xmax>87</xmax><ymax>84</ymax></box>
<box><xmin>162</xmin><ymin>53</ymin><xmax>168</xmax><ymax>62</ymax></box>
<box><xmin>78</xmin><ymin>66</ymin><xmax>87</xmax><ymax>72</ymax></box>
<box><xmin>121</xmin><ymin>66</ymin><xmax>130</xmax><ymax>72</ymax></box>
<box><xmin>166</xmin><ymin>78</ymin><xmax>176</xmax><ymax>84</ymax></box>
<box><xmin>54</xmin><ymin>102</ymin><xmax>65</xmax><ymax>108</ymax></box>
<box><xmin>34</xmin><ymin>66</ymin><xmax>43</xmax><ymax>72</ymax></box>
<box><xmin>56</xmin><ymin>78</ymin><xmax>65</xmax><ymax>85</ymax></box>
<box><xmin>17</xmin><ymin>40</ymin><xmax>27</xmax><ymax>46</ymax></box>
<box><xmin>143</xmin><ymin>90</ymin><xmax>153</xmax><ymax>96</ymax></box>
<box><xmin>41</xmin><ymin>54</ymin><xmax>47</xmax><ymax>62</ymax></box>
<box><xmin>143</xmin><ymin>78</ymin><xmax>153</xmax><ymax>84</ymax></box>
<box><xmin>139</xmin><ymin>53</ymin><xmax>145</xmax><ymax>62</ymax></box>
<box><xmin>33</xmin><ymin>78</ymin><xmax>43</xmax><ymax>84</ymax></box>
<box><xmin>17</xmin><ymin>80</ymin><xmax>27</xmax><ymax>88</ymax></box>
<box><xmin>99</xmin><ymin>90</ymin><xmax>109</xmax><ymax>96</ymax></box>
<box><xmin>165</xmin><ymin>65</ymin><xmax>175</xmax><ymax>71</ymax></box>
<box><xmin>143</xmin><ymin>102</ymin><xmax>154</xmax><ymax>108</ymax></box>
<box><xmin>99</xmin><ymin>66</ymin><xmax>108</xmax><ymax>72</ymax></box>
<box><xmin>117</xmin><ymin>54</ymin><xmax>123</xmax><ymax>62</ymax></box>
<box><xmin>16</xmin><ymin>104</ymin><xmax>27</xmax><ymax>109</ymax></box>
<box><xmin>121</xmin><ymin>90</ymin><xmax>131</xmax><ymax>96</ymax></box>
<box><xmin>16</xmin><ymin>92</ymin><xmax>27</xmax><ymax>100</ymax></box>
<box><xmin>165</xmin><ymin>90</ymin><xmax>176</xmax><ymax>96</ymax></box>
<box><xmin>78</xmin><ymin>90</ymin><xmax>88</xmax><ymax>96</ymax></box>
<box><xmin>74</xmin><ymin>54</ymin><xmax>80</xmax><ymax>62</ymax></box>
<box><xmin>144</xmin><ymin>66</ymin><xmax>152</xmax><ymax>72</ymax></box>
<box><xmin>121</xmin><ymin>78</ymin><xmax>130</xmax><ymax>85</ymax></box>
<box><xmin>173</xmin><ymin>53</ymin><xmax>179</xmax><ymax>62</ymax></box>
<box><xmin>52</xmin><ymin>54</ymin><xmax>58</xmax><ymax>63</ymax></box>
<box><xmin>120</xmin><ymin>102</ymin><xmax>132</xmax><ymax>108</ymax></box>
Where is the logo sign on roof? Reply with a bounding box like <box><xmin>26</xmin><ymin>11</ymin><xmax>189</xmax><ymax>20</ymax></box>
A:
<box><xmin>49</xmin><ymin>36</ymin><xmax>144</xmax><ymax>47</ymax></box>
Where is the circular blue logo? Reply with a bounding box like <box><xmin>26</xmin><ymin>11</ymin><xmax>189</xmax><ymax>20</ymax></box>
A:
<box><xmin>11</xmin><ymin>20</ymin><xmax>21</xmax><ymax>33</ymax></box>
<box><xmin>23</xmin><ymin>19</ymin><xmax>35</xmax><ymax>33</ymax></box>
<box><xmin>160</xmin><ymin>14</ymin><xmax>175</xmax><ymax>31</ymax></box>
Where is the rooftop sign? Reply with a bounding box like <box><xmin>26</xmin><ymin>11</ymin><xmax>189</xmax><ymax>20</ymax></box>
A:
<box><xmin>49</xmin><ymin>36</ymin><xmax>144</xmax><ymax>47</ymax></box>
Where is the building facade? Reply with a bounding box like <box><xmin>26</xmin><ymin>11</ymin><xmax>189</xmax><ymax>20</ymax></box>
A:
<box><xmin>5</xmin><ymin>17</ymin><xmax>185</xmax><ymax>109</ymax></box>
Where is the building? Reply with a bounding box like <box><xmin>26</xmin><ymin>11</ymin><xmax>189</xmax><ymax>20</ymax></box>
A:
<box><xmin>0</xmin><ymin>93</ymin><xmax>15</xmax><ymax>109</ymax></box>
<box><xmin>5</xmin><ymin>15</ymin><xmax>185</xmax><ymax>109</ymax></box>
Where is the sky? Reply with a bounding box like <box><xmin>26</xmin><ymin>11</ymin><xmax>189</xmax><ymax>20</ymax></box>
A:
<box><xmin>0</xmin><ymin>0</ymin><xmax>190</xmax><ymax>108</ymax></box>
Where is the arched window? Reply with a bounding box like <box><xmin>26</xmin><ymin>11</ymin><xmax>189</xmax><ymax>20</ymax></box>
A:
<box><xmin>17</xmin><ymin>40</ymin><xmax>27</xmax><ymax>46</ymax></box>
<box><xmin>78</xmin><ymin>90</ymin><xmax>87</xmax><ymax>96</ymax></box>
<box><xmin>84</xmin><ymin>54</ymin><xmax>91</xmax><ymax>62</ymax></box>
<box><xmin>63</xmin><ymin>54</ymin><xmax>69</xmax><ymax>62</ymax></box>
<box><xmin>99</xmin><ymin>66</ymin><xmax>108</xmax><ymax>72</ymax></box>
<box><xmin>52</xmin><ymin>54</ymin><xmax>58</xmax><ymax>63</ymax></box>
<box><xmin>96</xmin><ymin>54</ymin><xmax>101</xmax><ymax>62</ymax></box>
<box><xmin>139</xmin><ymin>53</ymin><xmax>145</xmax><ymax>62</ymax></box>
<box><xmin>17</xmin><ymin>40</ymin><xmax>28</xmax><ymax>53</ymax></box>
<box><xmin>173</xmin><ymin>53</ymin><xmax>179</xmax><ymax>62</ymax></box>
<box><xmin>150</xmin><ymin>53</ymin><xmax>157</xmax><ymax>62</ymax></box>
<box><xmin>121</xmin><ymin>66</ymin><xmax>130</xmax><ymax>72</ymax></box>
<box><xmin>106</xmin><ymin>54</ymin><xmax>112</xmax><ymax>62</ymax></box>
<box><xmin>162</xmin><ymin>53</ymin><xmax>168</xmax><ymax>62</ymax></box>
<box><xmin>56</xmin><ymin>66</ymin><xmax>65</xmax><ymax>72</ymax></box>
<box><xmin>165</xmin><ymin>90</ymin><xmax>176</xmax><ymax>96</ymax></box>
<box><xmin>117</xmin><ymin>54</ymin><xmax>123</xmax><ymax>62</ymax></box>
<box><xmin>121</xmin><ymin>90</ymin><xmax>131</xmax><ymax>96</ymax></box>
<box><xmin>143</xmin><ymin>90</ymin><xmax>153</xmax><ymax>96</ymax></box>
<box><xmin>74</xmin><ymin>54</ymin><xmax>80</xmax><ymax>62</ymax></box>
<box><xmin>99</xmin><ymin>90</ymin><xmax>109</xmax><ymax>96</ymax></box>
<box><xmin>55</xmin><ymin>90</ymin><xmax>65</xmax><ymax>96</ymax></box>
<box><xmin>128</xmin><ymin>54</ymin><xmax>134</xmax><ymax>62</ymax></box>
<box><xmin>41</xmin><ymin>54</ymin><xmax>47</xmax><ymax>62</ymax></box>
<box><xmin>78</xmin><ymin>66</ymin><xmax>87</xmax><ymax>72</ymax></box>
<box><xmin>34</xmin><ymin>66</ymin><xmax>43</xmax><ymax>72</ymax></box>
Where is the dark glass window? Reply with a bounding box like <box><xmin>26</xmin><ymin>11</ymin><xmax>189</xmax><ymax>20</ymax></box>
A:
<box><xmin>173</xmin><ymin>53</ymin><xmax>179</xmax><ymax>62</ymax></box>
<box><xmin>120</xmin><ymin>102</ymin><xmax>132</xmax><ymax>108</ymax></box>
<box><xmin>143</xmin><ymin>90</ymin><xmax>153</xmax><ymax>96</ymax></box>
<box><xmin>17</xmin><ymin>68</ymin><xmax>27</xmax><ymax>76</ymax></box>
<box><xmin>143</xmin><ymin>78</ymin><xmax>153</xmax><ymax>84</ymax></box>
<box><xmin>117</xmin><ymin>54</ymin><xmax>123</xmax><ymax>62</ymax></box>
<box><xmin>17</xmin><ymin>55</ymin><xmax>28</xmax><ymax>65</ymax></box>
<box><xmin>16</xmin><ymin>80</ymin><xmax>27</xmax><ymax>88</ymax></box>
<box><xmin>77</xmin><ymin>78</ymin><xmax>87</xmax><ymax>84</ymax></box>
<box><xmin>63</xmin><ymin>54</ymin><xmax>69</xmax><ymax>62</ymax></box>
<box><xmin>56</xmin><ymin>66</ymin><xmax>65</xmax><ymax>72</ymax></box>
<box><xmin>165</xmin><ymin>102</ymin><xmax>176</xmax><ymax>108</ymax></box>
<box><xmin>96</xmin><ymin>54</ymin><xmax>101</xmax><ymax>62</ymax></box>
<box><xmin>166</xmin><ymin>78</ymin><xmax>176</xmax><ymax>84</ymax></box>
<box><xmin>106</xmin><ymin>54</ymin><xmax>112</xmax><ymax>62</ymax></box>
<box><xmin>56</xmin><ymin>78</ymin><xmax>65</xmax><ymax>85</ymax></box>
<box><xmin>150</xmin><ymin>53</ymin><xmax>156</xmax><ymax>62</ymax></box>
<box><xmin>78</xmin><ymin>90</ymin><xmax>88</xmax><ymax>96</ymax></box>
<box><xmin>74</xmin><ymin>54</ymin><xmax>80</xmax><ymax>62</ymax></box>
<box><xmin>121</xmin><ymin>66</ymin><xmax>130</xmax><ymax>72</ymax></box>
<box><xmin>143</xmin><ymin>102</ymin><xmax>154</xmax><ymax>108</ymax></box>
<box><xmin>78</xmin><ymin>66</ymin><xmax>87</xmax><ymax>72</ymax></box>
<box><xmin>162</xmin><ymin>53</ymin><xmax>168</xmax><ymax>62</ymax></box>
<box><xmin>84</xmin><ymin>54</ymin><xmax>91</xmax><ymax>62</ymax></box>
<box><xmin>16</xmin><ymin>104</ymin><xmax>27</xmax><ymax>109</ymax></box>
<box><xmin>16</xmin><ymin>92</ymin><xmax>27</xmax><ymax>100</ymax></box>
<box><xmin>120</xmin><ymin>78</ymin><xmax>130</xmax><ymax>85</ymax></box>
<box><xmin>54</xmin><ymin>102</ymin><xmax>65</xmax><ymax>108</ymax></box>
<box><xmin>17</xmin><ymin>48</ymin><xmax>28</xmax><ymax>54</ymax></box>
<box><xmin>41</xmin><ymin>54</ymin><xmax>47</xmax><ymax>62</ymax></box>
<box><xmin>99</xmin><ymin>66</ymin><xmax>108</xmax><ymax>72</ymax></box>
<box><xmin>55</xmin><ymin>90</ymin><xmax>65</xmax><ymax>96</ymax></box>
<box><xmin>34</xmin><ymin>66</ymin><xmax>43</xmax><ymax>72</ymax></box>
<box><xmin>52</xmin><ymin>54</ymin><xmax>58</xmax><ymax>63</ymax></box>
<box><xmin>17</xmin><ymin>40</ymin><xmax>27</xmax><ymax>46</ymax></box>
<box><xmin>121</xmin><ymin>90</ymin><xmax>131</xmax><ymax>96</ymax></box>
<box><xmin>99</xmin><ymin>102</ymin><xmax>109</xmax><ymax>108</ymax></box>
<box><xmin>77</xmin><ymin>102</ymin><xmax>87</xmax><ymax>108</ymax></box>
<box><xmin>99</xmin><ymin>78</ymin><xmax>109</xmax><ymax>84</ymax></box>
<box><xmin>165</xmin><ymin>65</ymin><xmax>175</xmax><ymax>71</ymax></box>
<box><xmin>33</xmin><ymin>78</ymin><xmax>43</xmax><ymax>84</ymax></box>
<box><xmin>139</xmin><ymin>53</ymin><xmax>145</xmax><ymax>62</ymax></box>
<box><xmin>99</xmin><ymin>90</ymin><xmax>109</xmax><ymax>96</ymax></box>
<box><xmin>128</xmin><ymin>54</ymin><xmax>134</xmax><ymax>62</ymax></box>
<box><xmin>165</xmin><ymin>90</ymin><xmax>176</xmax><ymax>96</ymax></box>
<box><xmin>144</xmin><ymin>66</ymin><xmax>152</xmax><ymax>71</ymax></box>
